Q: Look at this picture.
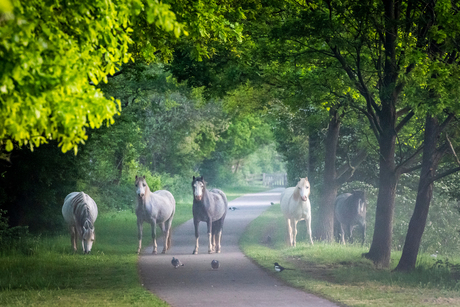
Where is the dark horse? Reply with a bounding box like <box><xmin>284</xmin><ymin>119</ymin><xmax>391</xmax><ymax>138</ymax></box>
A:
<box><xmin>334</xmin><ymin>190</ymin><xmax>367</xmax><ymax>245</ymax></box>
<box><xmin>192</xmin><ymin>176</ymin><xmax>228</xmax><ymax>254</ymax></box>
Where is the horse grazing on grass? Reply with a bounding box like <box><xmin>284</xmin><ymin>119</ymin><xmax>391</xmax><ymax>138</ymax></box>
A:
<box><xmin>334</xmin><ymin>190</ymin><xmax>367</xmax><ymax>245</ymax></box>
<box><xmin>280</xmin><ymin>177</ymin><xmax>313</xmax><ymax>247</ymax></box>
<box><xmin>135</xmin><ymin>175</ymin><xmax>176</xmax><ymax>254</ymax></box>
<box><xmin>62</xmin><ymin>192</ymin><xmax>98</xmax><ymax>254</ymax></box>
<box><xmin>192</xmin><ymin>176</ymin><xmax>228</xmax><ymax>254</ymax></box>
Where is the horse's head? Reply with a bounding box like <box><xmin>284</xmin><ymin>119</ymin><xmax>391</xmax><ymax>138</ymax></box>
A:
<box><xmin>192</xmin><ymin>176</ymin><xmax>205</xmax><ymax>201</ymax></box>
<box><xmin>82</xmin><ymin>220</ymin><xmax>95</xmax><ymax>254</ymax></box>
<box><xmin>296</xmin><ymin>177</ymin><xmax>310</xmax><ymax>201</ymax></box>
<box><xmin>135</xmin><ymin>175</ymin><xmax>148</xmax><ymax>199</ymax></box>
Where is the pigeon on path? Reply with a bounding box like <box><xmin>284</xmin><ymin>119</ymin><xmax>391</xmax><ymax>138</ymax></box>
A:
<box><xmin>211</xmin><ymin>260</ymin><xmax>220</xmax><ymax>270</ymax></box>
<box><xmin>171</xmin><ymin>257</ymin><xmax>184</xmax><ymax>268</ymax></box>
<box><xmin>274</xmin><ymin>262</ymin><xmax>293</xmax><ymax>272</ymax></box>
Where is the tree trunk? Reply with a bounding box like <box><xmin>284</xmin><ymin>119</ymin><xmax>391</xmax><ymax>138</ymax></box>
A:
<box><xmin>364</xmin><ymin>114</ymin><xmax>398</xmax><ymax>268</ymax></box>
<box><xmin>315</xmin><ymin>109</ymin><xmax>340</xmax><ymax>241</ymax></box>
<box><xmin>394</xmin><ymin>115</ymin><xmax>443</xmax><ymax>272</ymax></box>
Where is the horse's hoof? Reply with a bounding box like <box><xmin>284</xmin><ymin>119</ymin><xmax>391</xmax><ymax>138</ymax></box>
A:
<box><xmin>208</xmin><ymin>250</ymin><xmax>213</xmax><ymax>254</ymax></box>
<box><xmin>161</xmin><ymin>250</ymin><xmax>166</xmax><ymax>254</ymax></box>
<box><xmin>152</xmin><ymin>251</ymin><xmax>157</xmax><ymax>255</ymax></box>
<box><xmin>193</xmin><ymin>250</ymin><xmax>198</xmax><ymax>255</ymax></box>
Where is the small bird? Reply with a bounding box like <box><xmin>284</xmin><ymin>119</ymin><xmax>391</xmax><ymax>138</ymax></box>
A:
<box><xmin>171</xmin><ymin>257</ymin><xmax>184</xmax><ymax>268</ymax></box>
<box><xmin>228</xmin><ymin>206</ymin><xmax>237</xmax><ymax>211</ymax></box>
<box><xmin>274</xmin><ymin>262</ymin><xmax>293</xmax><ymax>272</ymax></box>
<box><xmin>270</xmin><ymin>202</ymin><xmax>275</xmax><ymax>206</ymax></box>
<box><xmin>211</xmin><ymin>260</ymin><xmax>219</xmax><ymax>270</ymax></box>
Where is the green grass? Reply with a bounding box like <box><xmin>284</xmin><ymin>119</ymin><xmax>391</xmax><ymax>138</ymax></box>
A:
<box><xmin>0</xmin><ymin>198</ymin><xmax>196</xmax><ymax>307</ymax></box>
<box><xmin>0</xmin><ymin>186</ymin><xmax>269</xmax><ymax>306</ymax></box>
<box><xmin>240</xmin><ymin>203</ymin><xmax>460</xmax><ymax>307</ymax></box>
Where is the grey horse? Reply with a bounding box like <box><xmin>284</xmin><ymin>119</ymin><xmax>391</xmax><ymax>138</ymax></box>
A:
<box><xmin>135</xmin><ymin>175</ymin><xmax>176</xmax><ymax>254</ymax></box>
<box><xmin>62</xmin><ymin>192</ymin><xmax>98</xmax><ymax>254</ymax></box>
<box><xmin>192</xmin><ymin>176</ymin><xmax>228</xmax><ymax>254</ymax></box>
<box><xmin>334</xmin><ymin>190</ymin><xmax>367</xmax><ymax>245</ymax></box>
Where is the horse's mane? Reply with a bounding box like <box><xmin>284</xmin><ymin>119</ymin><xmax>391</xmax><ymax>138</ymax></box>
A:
<box><xmin>72</xmin><ymin>192</ymin><xmax>95</xmax><ymax>232</ymax></box>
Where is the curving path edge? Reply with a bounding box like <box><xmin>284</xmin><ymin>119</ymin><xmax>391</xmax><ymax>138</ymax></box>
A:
<box><xmin>138</xmin><ymin>188</ymin><xmax>340</xmax><ymax>307</ymax></box>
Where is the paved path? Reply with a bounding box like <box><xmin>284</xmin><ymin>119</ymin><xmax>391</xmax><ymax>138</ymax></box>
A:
<box><xmin>138</xmin><ymin>188</ymin><xmax>340</xmax><ymax>307</ymax></box>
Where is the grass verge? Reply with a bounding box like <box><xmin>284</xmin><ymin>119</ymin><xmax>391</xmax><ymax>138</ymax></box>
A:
<box><xmin>0</xmin><ymin>185</ymin><xmax>269</xmax><ymax>306</ymax></box>
<box><xmin>240</xmin><ymin>203</ymin><xmax>460</xmax><ymax>307</ymax></box>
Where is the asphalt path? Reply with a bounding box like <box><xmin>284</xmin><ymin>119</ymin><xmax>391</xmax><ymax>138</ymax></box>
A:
<box><xmin>138</xmin><ymin>188</ymin><xmax>340</xmax><ymax>307</ymax></box>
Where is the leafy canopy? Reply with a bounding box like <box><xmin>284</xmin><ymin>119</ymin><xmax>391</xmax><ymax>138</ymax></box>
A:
<box><xmin>0</xmin><ymin>0</ymin><xmax>244</xmax><ymax>155</ymax></box>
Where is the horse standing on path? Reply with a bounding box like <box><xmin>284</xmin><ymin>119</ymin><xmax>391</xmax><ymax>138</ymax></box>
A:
<box><xmin>135</xmin><ymin>175</ymin><xmax>176</xmax><ymax>254</ymax></box>
<box><xmin>280</xmin><ymin>177</ymin><xmax>313</xmax><ymax>247</ymax></box>
<box><xmin>192</xmin><ymin>176</ymin><xmax>228</xmax><ymax>254</ymax></box>
<box><xmin>334</xmin><ymin>191</ymin><xmax>367</xmax><ymax>245</ymax></box>
<box><xmin>62</xmin><ymin>192</ymin><xmax>98</xmax><ymax>254</ymax></box>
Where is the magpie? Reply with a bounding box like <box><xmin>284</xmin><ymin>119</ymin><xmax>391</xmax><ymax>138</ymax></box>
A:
<box><xmin>274</xmin><ymin>262</ymin><xmax>293</xmax><ymax>272</ymax></box>
<box><xmin>171</xmin><ymin>257</ymin><xmax>184</xmax><ymax>268</ymax></box>
<box><xmin>228</xmin><ymin>206</ymin><xmax>237</xmax><ymax>211</ymax></box>
<box><xmin>211</xmin><ymin>259</ymin><xmax>220</xmax><ymax>270</ymax></box>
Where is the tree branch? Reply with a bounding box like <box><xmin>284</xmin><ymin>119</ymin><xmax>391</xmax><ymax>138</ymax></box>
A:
<box><xmin>395</xmin><ymin>110</ymin><xmax>415</xmax><ymax>133</ymax></box>
<box><xmin>336</xmin><ymin>149</ymin><xmax>368</xmax><ymax>185</ymax></box>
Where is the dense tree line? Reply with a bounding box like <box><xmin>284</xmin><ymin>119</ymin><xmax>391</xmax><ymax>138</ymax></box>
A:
<box><xmin>2</xmin><ymin>0</ymin><xmax>460</xmax><ymax>273</ymax></box>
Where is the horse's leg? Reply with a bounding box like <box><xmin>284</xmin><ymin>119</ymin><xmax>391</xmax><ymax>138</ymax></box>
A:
<box><xmin>207</xmin><ymin>219</ymin><xmax>213</xmax><ymax>254</ymax></box>
<box><xmin>137</xmin><ymin>220</ymin><xmax>143</xmax><ymax>254</ymax></box>
<box><xmin>151</xmin><ymin>220</ymin><xmax>157</xmax><ymax>255</ymax></box>
<box><xmin>159</xmin><ymin>222</ymin><xmax>168</xmax><ymax>254</ymax></box>
<box><xmin>291</xmin><ymin>219</ymin><xmax>297</xmax><ymax>247</ymax></box>
<box><xmin>215</xmin><ymin>229</ymin><xmax>222</xmax><ymax>253</ymax></box>
<box><xmin>339</xmin><ymin>223</ymin><xmax>346</xmax><ymax>245</ymax></box>
<box><xmin>349</xmin><ymin>224</ymin><xmax>354</xmax><ymax>244</ymax></box>
<box><xmin>306</xmin><ymin>217</ymin><xmax>314</xmax><ymax>245</ymax></box>
<box><xmin>70</xmin><ymin>226</ymin><xmax>77</xmax><ymax>252</ymax></box>
<box><xmin>162</xmin><ymin>218</ymin><xmax>173</xmax><ymax>253</ymax></box>
<box><xmin>213</xmin><ymin>220</ymin><xmax>222</xmax><ymax>253</ymax></box>
<box><xmin>193</xmin><ymin>218</ymin><xmax>200</xmax><ymax>254</ymax></box>
<box><xmin>285</xmin><ymin>218</ymin><xmax>293</xmax><ymax>246</ymax></box>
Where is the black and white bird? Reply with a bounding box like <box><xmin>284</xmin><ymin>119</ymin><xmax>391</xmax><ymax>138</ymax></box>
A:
<box><xmin>211</xmin><ymin>259</ymin><xmax>220</xmax><ymax>270</ymax></box>
<box><xmin>228</xmin><ymin>206</ymin><xmax>237</xmax><ymax>211</ymax></box>
<box><xmin>274</xmin><ymin>262</ymin><xmax>293</xmax><ymax>272</ymax></box>
<box><xmin>171</xmin><ymin>257</ymin><xmax>184</xmax><ymax>268</ymax></box>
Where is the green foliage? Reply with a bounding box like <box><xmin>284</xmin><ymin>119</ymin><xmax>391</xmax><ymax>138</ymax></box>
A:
<box><xmin>0</xmin><ymin>0</ymin><xmax>244</xmax><ymax>155</ymax></box>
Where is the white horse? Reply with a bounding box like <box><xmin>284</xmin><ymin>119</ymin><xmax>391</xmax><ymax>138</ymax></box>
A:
<box><xmin>135</xmin><ymin>175</ymin><xmax>176</xmax><ymax>254</ymax></box>
<box><xmin>280</xmin><ymin>177</ymin><xmax>313</xmax><ymax>246</ymax></box>
<box><xmin>62</xmin><ymin>192</ymin><xmax>98</xmax><ymax>254</ymax></box>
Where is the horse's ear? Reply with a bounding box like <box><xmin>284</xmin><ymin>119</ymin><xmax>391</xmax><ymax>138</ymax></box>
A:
<box><xmin>193</xmin><ymin>176</ymin><xmax>196</xmax><ymax>180</ymax></box>
<box><xmin>305</xmin><ymin>176</ymin><xmax>309</xmax><ymax>181</ymax></box>
<box><xmin>200</xmin><ymin>176</ymin><xmax>204</xmax><ymax>181</ymax></box>
<box><xmin>143</xmin><ymin>175</ymin><xmax>146</xmax><ymax>179</ymax></box>
<box><xmin>135</xmin><ymin>175</ymin><xmax>138</xmax><ymax>180</ymax></box>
